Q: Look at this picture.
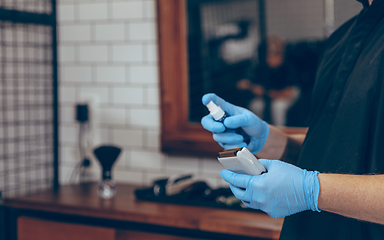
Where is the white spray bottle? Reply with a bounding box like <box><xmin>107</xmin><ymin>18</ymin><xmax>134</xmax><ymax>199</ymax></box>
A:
<box><xmin>205</xmin><ymin>101</ymin><xmax>250</xmax><ymax>144</ymax></box>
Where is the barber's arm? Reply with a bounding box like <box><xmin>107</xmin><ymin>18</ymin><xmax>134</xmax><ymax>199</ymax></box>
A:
<box><xmin>318</xmin><ymin>173</ymin><xmax>384</xmax><ymax>225</ymax></box>
<box><xmin>201</xmin><ymin>93</ymin><xmax>305</xmax><ymax>163</ymax></box>
<box><xmin>221</xmin><ymin>160</ymin><xmax>384</xmax><ymax>225</ymax></box>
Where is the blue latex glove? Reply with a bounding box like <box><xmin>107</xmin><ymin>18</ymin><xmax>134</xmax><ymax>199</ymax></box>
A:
<box><xmin>221</xmin><ymin>159</ymin><xmax>321</xmax><ymax>219</ymax></box>
<box><xmin>201</xmin><ymin>93</ymin><xmax>269</xmax><ymax>154</ymax></box>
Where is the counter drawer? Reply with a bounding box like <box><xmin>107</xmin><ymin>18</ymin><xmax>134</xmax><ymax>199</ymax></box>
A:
<box><xmin>17</xmin><ymin>216</ymin><xmax>116</xmax><ymax>240</ymax></box>
<box><xmin>17</xmin><ymin>216</ymin><xmax>207</xmax><ymax>240</ymax></box>
<box><xmin>116</xmin><ymin>230</ymin><xmax>208</xmax><ymax>240</ymax></box>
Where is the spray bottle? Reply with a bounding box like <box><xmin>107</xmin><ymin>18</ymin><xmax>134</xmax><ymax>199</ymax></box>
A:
<box><xmin>205</xmin><ymin>101</ymin><xmax>250</xmax><ymax>144</ymax></box>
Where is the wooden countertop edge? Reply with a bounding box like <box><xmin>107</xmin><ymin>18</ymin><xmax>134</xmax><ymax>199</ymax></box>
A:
<box><xmin>4</xmin><ymin>200</ymin><xmax>283</xmax><ymax>239</ymax></box>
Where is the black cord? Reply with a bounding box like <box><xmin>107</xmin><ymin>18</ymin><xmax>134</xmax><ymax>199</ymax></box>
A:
<box><xmin>79</xmin><ymin>123</ymin><xmax>85</xmax><ymax>183</ymax></box>
<box><xmin>70</xmin><ymin>122</ymin><xmax>87</xmax><ymax>184</ymax></box>
<box><xmin>69</xmin><ymin>161</ymin><xmax>82</xmax><ymax>184</ymax></box>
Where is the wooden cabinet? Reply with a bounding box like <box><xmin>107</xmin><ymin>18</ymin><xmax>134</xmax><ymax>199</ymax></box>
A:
<box><xmin>18</xmin><ymin>217</ymin><xmax>116</xmax><ymax>240</ymax></box>
<box><xmin>4</xmin><ymin>183</ymin><xmax>283</xmax><ymax>240</ymax></box>
<box><xmin>116</xmin><ymin>230</ymin><xmax>208</xmax><ymax>240</ymax></box>
<box><xmin>17</xmin><ymin>217</ymin><xmax>205</xmax><ymax>240</ymax></box>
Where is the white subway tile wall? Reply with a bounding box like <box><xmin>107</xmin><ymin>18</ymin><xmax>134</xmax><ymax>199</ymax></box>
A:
<box><xmin>58</xmin><ymin>0</ymin><xmax>225</xmax><ymax>188</ymax></box>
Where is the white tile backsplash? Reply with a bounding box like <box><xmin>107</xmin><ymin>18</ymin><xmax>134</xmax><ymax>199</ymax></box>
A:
<box><xmin>144</xmin><ymin>43</ymin><xmax>158</xmax><ymax>62</ymax></box>
<box><xmin>61</xmin><ymin>146</ymin><xmax>79</xmax><ymax>165</ymax></box>
<box><xmin>78</xmin><ymin>45</ymin><xmax>109</xmax><ymax>62</ymax></box>
<box><xmin>114</xmin><ymin>151</ymin><xmax>129</xmax><ymax>169</ymax></box>
<box><xmin>60</xmin><ymin>125</ymin><xmax>78</xmax><ymax>144</ymax></box>
<box><xmin>62</xmin><ymin>65</ymin><xmax>92</xmax><ymax>83</ymax></box>
<box><xmin>130</xmin><ymin>108</ymin><xmax>159</xmax><ymax>128</ymax></box>
<box><xmin>79</xmin><ymin>86</ymin><xmax>109</xmax><ymax>105</ymax></box>
<box><xmin>145</xmin><ymin>87</ymin><xmax>159</xmax><ymax>106</ymax></box>
<box><xmin>78</xmin><ymin>3</ymin><xmax>108</xmax><ymax>21</ymax></box>
<box><xmin>59</xmin><ymin>45</ymin><xmax>75</xmax><ymax>62</ymax></box>
<box><xmin>60</xmin><ymin>85</ymin><xmax>77</xmax><ymax>104</ymax></box>
<box><xmin>128</xmin><ymin>22</ymin><xmax>156</xmax><ymax>41</ymax></box>
<box><xmin>60</xmin><ymin>25</ymin><xmax>91</xmax><ymax>42</ymax></box>
<box><xmin>201</xmin><ymin>157</ymin><xmax>225</xmax><ymax>174</ymax></box>
<box><xmin>94</xmin><ymin>23</ymin><xmax>125</xmax><ymax>42</ymax></box>
<box><xmin>93</xmin><ymin>127</ymin><xmax>111</xmax><ymax>147</ymax></box>
<box><xmin>112</xmin><ymin>44</ymin><xmax>144</xmax><ymax>63</ymax></box>
<box><xmin>144</xmin><ymin>129</ymin><xmax>160</xmax><ymax>150</ymax></box>
<box><xmin>111</xmin><ymin>1</ymin><xmax>144</xmax><ymax>20</ymax></box>
<box><xmin>112</xmin><ymin>128</ymin><xmax>143</xmax><ymax>148</ymax></box>
<box><xmin>60</xmin><ymin>105</ymin><xmax>75</xmax><ymax>123</ymax></box>
<box><xmin>58</xmin><ymin>4</ymin><xmax>75</xmax><ymax>22</ymax></box>
<box><xmin>100</xmin><ymin>107</ymin><xmax>126</xmax><ymax>125</ymax></box>
<box><xmin>144</xmin><ymin>0</ymin><xmax>156</xmax><ymax>19</ymax></box>
<box><xmin>129</xmin><ymin>65</ymin><xmax>157</xmax><ymax>84</ymax></box>
<box><xmin>58</xmin><ymin>0</ymin><xmax>225</xmax><ymax>189</ymax></box>
<box><xmin>59</xmin><ymin>166</ymin><xmax>74</xmax><ymax>185</ymax></box>
<box><xmin>131</xmin><ymin>150</ymin><xmax>164</xmax><ymax>169</ymax></box>
<box><xmin>112</xmin><ymin>87</ymin><xmax>144</xmax><ymax>105</ymax></box>
<box><xmin>95</xmin><ymin>66</ymin><xmax>126</xmax><ymax>83</ymax></box>
<box><xmin>164</xmin><ymin>156</ymin><xmax>200</xmax><ymax>173</ymax></box>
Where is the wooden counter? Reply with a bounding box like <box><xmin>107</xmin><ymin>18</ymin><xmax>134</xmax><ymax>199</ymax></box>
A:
<box><xmin>3</xmin><ymin>183</ymin><xmax>283</xmax><ymax>240</ymax></box>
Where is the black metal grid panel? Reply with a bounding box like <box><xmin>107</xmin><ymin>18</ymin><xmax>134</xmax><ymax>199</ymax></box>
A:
<box><xmin>0</xmin><ymin>0</ymin><xmax>52</xmax><ymax>14</ymax></box>
<box><xmin>0</xmin><ymin>0</ymin><xmax>57</xmax><ymax>198</ymax></box>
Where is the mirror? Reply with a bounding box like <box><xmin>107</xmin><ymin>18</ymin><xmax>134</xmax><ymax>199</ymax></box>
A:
<box><xmin>187</xmin><ymin>0</ymin><xmax>326</xmax><ymax>127</ymax></box>
<box><xmin>158</xmin><ymin>0</ymin><xmax>362</xmax><ymax>156</ymax></box>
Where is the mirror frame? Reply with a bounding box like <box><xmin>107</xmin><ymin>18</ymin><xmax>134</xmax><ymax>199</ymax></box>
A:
<box><xmin>158</xmin><ymin>0</ymin><xmax>307</xmax><ymax>156</ymax></box>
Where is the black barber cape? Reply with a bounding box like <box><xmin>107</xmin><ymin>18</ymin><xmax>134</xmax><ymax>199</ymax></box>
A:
<box><xmin>280</xmin><ymin>1</ymin><xmax>384</xmax><ymax>240</ymax></box>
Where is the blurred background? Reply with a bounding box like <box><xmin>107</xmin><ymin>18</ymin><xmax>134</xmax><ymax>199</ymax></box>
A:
<box><xmin>0</xmin><ymin>0</ymin><xmax>362</xmax><ymax>208</ymax></box>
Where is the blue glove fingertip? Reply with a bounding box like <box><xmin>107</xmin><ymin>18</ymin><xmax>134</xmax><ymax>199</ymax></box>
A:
<box><xmin>201</xmin><ymin>115</ymin><xmax>226</xmax><ymax>133</ymax></box>
<box><xmin>202</xmin><ymin>93</ymin><xmax>217</xmax><ymax>105</ymax></box>
<box><xmin>220</xmin><ymin>169</ymin><xmax>233</xmax><ymax>182</ymax></box>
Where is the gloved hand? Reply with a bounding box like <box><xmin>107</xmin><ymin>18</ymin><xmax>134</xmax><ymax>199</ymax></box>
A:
<box><xmin>201</xmin><ymin>93</ymin><xmax>269</xmax><ymax>154</ymax></box>
<box><xmin>221</xmin><ymin>159</ymin><xmax>321</xmax><ymax>219</ymax></box>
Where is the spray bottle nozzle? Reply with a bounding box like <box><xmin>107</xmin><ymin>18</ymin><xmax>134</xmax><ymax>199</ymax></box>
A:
<box><xmin>206</xmin><ymin>101</ymin><xmax>225</xmax><ymax>121</ymax></box>
<box><xmin>206</xmin><ymin>101</ymin><xmax>218</xmax><ymax>112</ymax></box>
